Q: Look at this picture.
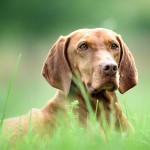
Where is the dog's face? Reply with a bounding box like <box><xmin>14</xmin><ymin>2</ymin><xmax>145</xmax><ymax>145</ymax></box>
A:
<box><xmin>42</xmin><ymin>28</ymin><xmax>138</xmax><ymax>95</ymax></box>
<box><xmin>67</xmin><ymin>29</ymin><xmax>121</xmax><ymax>93</ymax></box>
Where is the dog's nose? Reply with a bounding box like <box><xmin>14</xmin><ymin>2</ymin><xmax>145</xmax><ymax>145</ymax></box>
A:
<box><xmin>102</xmin><ymin>62</ymin><xmax>118</xmax><ymax>76</ymax></box>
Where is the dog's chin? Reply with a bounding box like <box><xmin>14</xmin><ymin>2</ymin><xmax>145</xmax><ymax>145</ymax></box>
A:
<box><xmin>87</xmin><ymin>81</ymin><xmax>118</xmax><ymax>99</ymax></box>
<box><xmin>87</xmin><ymin>81</ymin><xmax>118</xmax><ymax>94</ymax></box>
<box><xmin>100</xmin><ymin>82</ymin><xmax>117</xmax><ymax>91</ymax></box>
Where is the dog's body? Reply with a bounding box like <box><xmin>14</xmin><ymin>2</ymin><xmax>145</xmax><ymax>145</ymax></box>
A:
<box><xmin>2</xmin><ymin>28</ymin><xmax>138</xmax><ymax>140</ymax></box>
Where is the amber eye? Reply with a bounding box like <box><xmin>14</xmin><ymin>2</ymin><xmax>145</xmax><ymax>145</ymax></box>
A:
<box><xmin>111</xmin><ymin>43</ymin><xmax>119</xmax><ymax>50</ymax></box>
<box><xmin>79</xmin><ymin>43</ymin><xmax>88</xmax><ymax>50</ymax></box>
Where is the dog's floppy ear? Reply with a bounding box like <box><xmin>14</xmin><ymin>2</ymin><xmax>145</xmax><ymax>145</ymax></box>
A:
<box><xmin>117</xmin><ymin>35</ymin><xmax>138</xmax><ymax>94</ymax></box>
<box><xmin>42</xmin><ymin>36</ymin><xmax>71</xmax><ymax>95</ymax></box>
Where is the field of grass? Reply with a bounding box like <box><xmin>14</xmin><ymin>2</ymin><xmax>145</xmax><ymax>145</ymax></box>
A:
<box><xmin>0</xmin><ymin>0</ymin><xmax>150</xmax><ymax>148</ymax></box>
<box><xmin>0</xmin><ymin>40</ymin><xmax>150</xmax><ymax>150</ymax></box>
<box><xmin>1</xmin><ymin>114</ymin><xmax>150</xmax><ymax>150</ymax></box>
<box><xmin>0</xmin><ymin>25</ymin><xmax>149</xmax><ymax>150</ymax></box>
<box><xmin>0</xmin><ymin>78</ymin><xmax>150</xmax><ymax>150</ymax></box>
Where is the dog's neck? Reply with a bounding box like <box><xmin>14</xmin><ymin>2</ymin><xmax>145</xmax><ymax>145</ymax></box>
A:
<box><xmin>67</xmin><ymin>81</ymin><xmax>112</xmax><ymax>114</ymax></box>
<box><xmin>43</xmin><ymin>82</ymin><xmax>114</xmax><ymax>124</ymax></box>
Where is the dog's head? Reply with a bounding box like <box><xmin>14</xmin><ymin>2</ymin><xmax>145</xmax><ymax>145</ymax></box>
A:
<box><xmin>42</xmin><ymin>28</ymin><xmax>138</xmax><ymax>95</ymax></box>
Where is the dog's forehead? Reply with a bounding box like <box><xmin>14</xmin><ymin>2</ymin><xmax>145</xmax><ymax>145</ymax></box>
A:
<box><xmin>67</xmin><ymin>28</ymin><xmax>117</xmax><ymax>40</ymax></box>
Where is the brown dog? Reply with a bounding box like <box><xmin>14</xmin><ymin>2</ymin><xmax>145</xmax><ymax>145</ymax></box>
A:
<box><xmin>2</xmin><ymin>28</ymin><xmax>138</xmax><ymax>140</ymax></box>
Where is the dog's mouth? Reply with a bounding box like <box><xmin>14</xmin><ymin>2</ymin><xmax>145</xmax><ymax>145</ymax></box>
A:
<box><xmin>88</xmin><ymin>81</ymin><xmax>116</xmax><ymax>93</ymax></box>
<box><xmin>86</xmin><ymin>76</ymin><xmax>118</xmax><ymax>96</ymax></box>
<box><xmin>87</xmin><ymin>81</ymin><xmax>117</xmax><ymax>99</ymax></box>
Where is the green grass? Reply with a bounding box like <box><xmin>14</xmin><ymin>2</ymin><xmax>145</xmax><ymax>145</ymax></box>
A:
<box><xmin>0</xmin><ymin>54</ymin><xmax>22</xmax><ymax>127</ymax></box>
<box><xmin>0</xmin><ymin>56</ymin><xmax>150</xmax><ymax>150</ymax></box>
<box><xmin>0</xmin><ymin>111</ymin><xmax>150</xmax><ymax>150</ymax></box>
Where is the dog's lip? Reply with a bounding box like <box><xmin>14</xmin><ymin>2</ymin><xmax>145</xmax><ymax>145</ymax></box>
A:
<box><xmin>88</xmin><ymin>85</ymin><xmax>98</xmax><ymax>93</ymax></box>
<box><xmin>88</xmin><ymin>82</ymin><xmax>116</xmax><ymax>99</ymax></box>
<box><xmin>87</xmin><ymin>81</ymin><xmax>117</xmax><ymax>94</ymax></box>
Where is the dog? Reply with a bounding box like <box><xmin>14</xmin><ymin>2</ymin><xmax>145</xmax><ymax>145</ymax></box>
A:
<box><xmin>2</xmin><ymin>28</ymin><xmax>138</xmax><ymax>141</ymax></box>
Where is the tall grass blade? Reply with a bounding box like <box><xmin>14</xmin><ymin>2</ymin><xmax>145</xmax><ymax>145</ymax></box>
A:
<box><xmin>72</xmin><ymin>76</ymin><xmax>95</xmax><ymax>122</ymax></box>
<box><xmin>0</xmin><ymin>54</ymin><xmax>22</xmax><ymax>127</ymax></box>
<box><xmin>122</xmin><ymin>99</ymin><xmax>129</xmax><ymax>119</ymax></box>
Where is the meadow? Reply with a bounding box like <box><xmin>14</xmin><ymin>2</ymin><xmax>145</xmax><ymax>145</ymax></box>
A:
<box><xmin>0</xmin><ymin>30</ymin><xmax>150</xmax><ymax>149</ymax></box>
<box><xmin>0</xmin><ymin>0</ymin><xmax>150</xmax><ymax>149</ymax></box>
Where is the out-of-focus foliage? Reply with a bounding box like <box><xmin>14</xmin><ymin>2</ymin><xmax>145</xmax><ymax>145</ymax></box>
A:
<box><xmin>0</xmin><ymin>0</ymin><xmax>150</xmax><ymax>41</ymax></box>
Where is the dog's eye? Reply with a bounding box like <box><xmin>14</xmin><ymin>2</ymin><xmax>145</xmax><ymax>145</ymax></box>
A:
<box><xmin>79</xmin><ymin>43</ymin><xmax>88</xmax><ymax>50</ymax></box>
<box><xmin>111</xmin><ymin>43</ymin><xmax>119</xmax><ymax>50</ymax></box>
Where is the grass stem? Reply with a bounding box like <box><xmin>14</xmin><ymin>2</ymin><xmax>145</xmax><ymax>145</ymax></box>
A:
<box><xmin>0</xmin><ymin>54</ymin><xmax>22</xmax><ymax>127</ymax></box>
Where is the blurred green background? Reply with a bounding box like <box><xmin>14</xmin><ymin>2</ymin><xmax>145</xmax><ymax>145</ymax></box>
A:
<box><xmin>0</xmin><ymin>0</ymin><xmax>150</xmax><ymax>119</ymax></box>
